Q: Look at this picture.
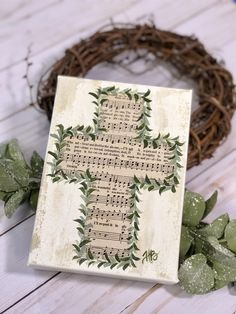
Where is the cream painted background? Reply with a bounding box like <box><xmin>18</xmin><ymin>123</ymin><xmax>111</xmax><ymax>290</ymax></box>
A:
<box><xmin>28</xmin><ymin>76</ymin><xmax>192</xmax><ymax>283</ymax></box>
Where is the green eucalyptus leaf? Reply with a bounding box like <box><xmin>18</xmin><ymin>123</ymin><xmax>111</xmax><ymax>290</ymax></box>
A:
<box><xmin>207</xmin><ymin>236</ymin><xmax>235</xmax><ymax>259</ymax></box>
<box><xmin>179</xmin><ymin>226</ymin><xmax>194</xmax><ymax>259</ymax></box>
<box><xmin>203</xmin><ymin>190</ymin><xmax>218</xmax><ymax>219</ymax></box>
<box><xmin>226</xmin><ymin>237</ymin><xmax>236</xmax><ymax>253</ymax></box>
<box><xmin>0</xmin><ymin>190</ymin><xmax>7</xmax><ymax>201</ymax></box>
<box><xmin>224</xmin><ymin>220</ymin><xmax>236</xmax><ymax>240</ymax></box>
<box><xmin>198</xmin><ymin>213</ymin><xmax>229</xmax><ymax>239</ymax></box>
<box><xmin>213</xmin><ymin>260</ymin><xmax>236</xmax><ymax>282</ymax></box>
<box><xmin>182</xmin><ymin>191</ymin><xmax>205</xmax><ymax>227</ymax></box>
<box><xmin>224</xmin><ymin>220</ymin><xmax>236</xmax><ymax>253</ymax></box>
<box><xmin>0</xmin><ymin>160</ymin><xmax>20</xmax><ymax>192</ymax></box>
<box><xmin>4</xmin><ymin>189</ymin><xmax>25</xmax><ymax>218</ymax></box>
<box><xmin>29</xmin><ymin>189</ymin><xmax>39</xmax><ymax>211</ymax></box>
<box><xmin>178</xmin><ymin>253</ymin><xmax>215</xmax><ymax>294</ymax></box>
<box><xmin>1</xmin><ymin>159</ymin><xmax>29</xmax><ymax>188</ymax></box>
<box><xmin>6</xmin><ymin>139</ymin><xmax>27</xmax><ymax>167</ymax></box>
<box><xmin>30</xmin><ymin>151</ymin><xmax>44</xmax><ymax>177</ymax></box>
<box><xmin>214</xmin><ymin>278</ymin><xmax>230</xmax><ymax>290</ymax></box>
<box><xmin>0</xmin><ymin>143</ymin><xmax>7</xmax><ymax>158</ymax></box>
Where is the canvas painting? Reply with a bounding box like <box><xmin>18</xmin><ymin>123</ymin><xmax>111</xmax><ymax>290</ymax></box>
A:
<box><xmin>28</xmin><ymin>76</ymin><xmax>192</xmax><ymax>283</ymax></box>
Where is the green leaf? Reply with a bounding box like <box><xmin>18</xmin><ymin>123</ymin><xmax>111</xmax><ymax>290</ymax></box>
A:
<box><xmin>171</xmin><ymin>185</ymin><xmax>176</xmax><ymax>193</ymax></box>
<box><xmin>114</xmin><ymin>253</ymin><xmax>120</xmax><ymax>262</ymax></box>
<box><xmin>143</xmin><ymin>139</ymin><xmax>148</xmax><ymax>148</ymax></box>
<box><xmin>87</xmin><ymin>248</ymin><xmax>94</xmax><ymax>259</ymax></box>
<box><xmin>77</xmin><ymin>227</ymin><xmax>84</xmax><ymax>234</ymax></box>
<box><xmin>133</xmin><ymin>175</ymin><xmax>140</xmax><ymax>184</ymax></box>
<box><xmin>123</xmin><ymin>263</ymin><xmax>129</xmax><ymax>270</ymax></box>
<box><xmin>89</xmin><ymin>92</ymin><xmax>98</xmax><ymax>99</ymax></box>
<box><xmin>98</xmin><ymin>261</ymin><xmax>106</xmax><ymax>268</ymax></box>
<box><xmin>107</xmin><ymin>86</ymin><xmax>115</xmax><ymax>91</ymax></box>
<box><xmin>136</xmin><ymin>114</ymin><xmax>143</xmax><ymax>122</ymax></box>
<box><xmin>87</xmin><ymin>188</ymin><xmax>96</xmax><ymax>196</ymax></box>
<box><xmin>224</xmin><ymin>219</ymin><xmax>236</xmax><ymax>240</ymax></box>
<box><xmin>179</xmin><ymin>226</ymin><xmax>194</xmax><ymax>259</ymax></box>
<box><xmin>74</xmin><ymin>219</ymin><xmax>85</xmax><ymax>227</ymax></box>
<box><xmin>144</xmin><ymin>89</ymin><xmax>150</xmax><ymax>97</ymax></box>
<box><xmin>4</xmin><ymin>189</ymin><xmax>25</xmax><ymax>218</ymax></box>
<box><xmin>86</xmin><ymin>169</ymin><xmax>92</xmax><ymax>179</ymax></box>
<box><xmin>125</xmin><ymin>92</ymin><xmax>132</xmax><ymax>100</ymax></box>
<box><xmin>48</xmin><ymin>151</ymin><xmax>58</xmax><ymax>159</ymax></box>
<box><xmin>0</xmin><ymin>191</ymin><xmax>7</xmax><ymax>201</ymax></box>
<box><xmin>224</xmin><ymin>220</ymin><xmax>236</xmax><ymax>253</ymax></box>
<box><xmin>6</xmin><ymin>139</ymin><xmax>27</xmax><ymax>167</ymax></box>
<box><xmin>110</xmin><ymin>263</ymin><xmax>118</xmax><ymax>269</ymax></box>
<box><xmin>78</xmin><ymin>258</ymin><xmax>87</xmax><ymax>265</ymax></box>
<box><xmin>226</xmin><ymin>237</ymin><xmax>236</xmax><ymax>253</ymax></box>
<box><xmin>173</xmin><ymin>176</ymin><xmax>179</xmax><ymax>184</ymax></box>
<box><xmin>30</xmin><ymin>151</ymin><xmax>44</xmax><ymax>177</ymax></box>
<box><xmin>182</xmin><ymin>191</ymin><xmax>205</xmax><ymax>227</ymax></box>
<box><xmin>100</xmin><ymin>98</ymin><xmax>108</xmax><ymax>105</ymax></box>
<box><xmin>0</xmin><ymin>159</ymin><xmax>29</xmax><ymax>189</ymax></box>
<box><xmin>178</xmin><ymin>253</ymin><xmax>215</xmax><ymax>294</ymax></box>
<box><xmin>29</xmin><ymin>189</ymin><xmax>39</xmax><ymax>211</ymax></box>
<box><xmin>214</xmin><ymin>278</ymin><xmax>229</xmax><ymax>290</ymax></box>
<box><xmin>77</xmin><ymin>125</ymin><xmax>84</xmax><ymax>131</ymax></box>
<box><xmin>53</xmin><ymin>177</ymin><xmax>60</xmax><ymax>183</ymax></box>
<box><xmin>79</xmin><ymin>239</ymin><xmax>91</xmax><ymax>247</ymax></box>
<box><xmin>143</xmin><ymin>97</ymin><xmax>151</xmax><ymax>103</ymax></box>
<box><xmin>131</xmin><ymin>254</ymin><xmax>140</xmax><ymax>261</ymax></box>
<box><xmin>72</xmin><ymin>244</ymin><xmax>80</xmax><ymax>253</ymax></box>
<box><xmin>213</xmin><ymin>260</ymin><xmax>236</xmax><ymax>282</ymax></box>
<box><xmin>145</xmin><ymin>175</ymin><xmax>151</xmax><ymax>185</ymax></box>
<box><xmin>159</xmin><ymin>186</ymin><xmax>166</xmax><ymax>195</ymax></box>
<box><xmin>134</xmin><ymin>94</ymin><xmax>139</xmax><ymax>102</ymax></box>
<box><xmin>104</xmin><ymin>252</ymin><xmax>111</xmax><ymax>263</ymax></box>
<box><xmin>153</xmin><ymin>140</ymin><xmax>158</xmax><ymax>149</ymax></box>
<box><xmin>198</xmin><ymin>214</ymin><xmax>229</xmax><ymax>239</ymax></box>
<box><xmin>0</xmin><ymin>161</ymin><xmax>20</xmax><ymax>192</ymax></box>
<box><xmin>145</xmin><ymin>125</ymin><xmax>152</xmax><ymax>132</ymax></box>
<box><xmin>0</xmin><ymin>143</ymin><xmax>7</xmax><ymax>158</ymax></box>
<box><xmin>203</xmin><ymin>191</ymin><xmax>218</xmax><ymax>219</ymax></box>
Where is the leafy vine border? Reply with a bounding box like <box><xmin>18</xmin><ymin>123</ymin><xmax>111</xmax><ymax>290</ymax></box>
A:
<box><xmin>47</xmin><ymin>86</ymin><xmax>184</xmax><ymax>270</ymax></box>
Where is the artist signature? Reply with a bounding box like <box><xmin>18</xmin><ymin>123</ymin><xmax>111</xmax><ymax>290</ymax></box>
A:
<box><xmin>142</xmin><ymin>249</ymin><xmax>159</xmax><ymax>264</ymax></box>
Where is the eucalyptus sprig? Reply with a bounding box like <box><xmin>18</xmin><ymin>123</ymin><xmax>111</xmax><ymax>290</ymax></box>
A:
<box><xmin>179</xmin><ymin>190</ymin><xmax>236</xmax><ymax>294</ymax></box>
<box><xmin>0</xmin><ymin>139</ymin><xmax>43</xmax><ymax>217</ymax></box>
<box><xmin>0</xmin><ymin>140</ymin><xmax>235</xmax><ymax>295</ymax></box>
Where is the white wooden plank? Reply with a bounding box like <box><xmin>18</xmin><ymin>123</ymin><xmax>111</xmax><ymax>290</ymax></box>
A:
<box><xmin>175</xmin><ymin>0</ymin><xmax>236</xmax><ymax>48</ymax></box>
<box><xmin>0</xmin><ymin>216</ymin><xmax>56</xmax><ymax>313</ymax></box>
<box><xmin>0</xmin><ymin>0</ymin><xmax>60</xmax><ymax>21</ymax></box>
<box><xmin>3</xmin><ymin>149</ymin><xmax>236</xmax><ymax>314</ymax></box>
<box><xmin>0</xmin><ymin>0</ymin><xmax>217</xmax><ymax>71</ymax></box>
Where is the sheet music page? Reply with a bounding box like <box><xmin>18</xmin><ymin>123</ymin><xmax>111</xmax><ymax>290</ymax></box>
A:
<box><xmin>28</xmin><ymin>76</ymin><xmax>192</xmax><ymax>283</ymax></box>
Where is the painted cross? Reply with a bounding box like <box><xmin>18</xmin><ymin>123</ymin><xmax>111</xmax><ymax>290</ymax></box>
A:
<box><xmin>48</xmin><ymin>86</ymin><xmax>184</xmax><ymax>270</ymax></box>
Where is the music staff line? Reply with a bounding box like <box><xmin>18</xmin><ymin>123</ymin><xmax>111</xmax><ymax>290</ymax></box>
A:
<box><xmin>85</xmin><ymin>228</ymin><xmax>131</xmax><ymax>243</ymax></box>
<box><xmin>64</xmin><ymin>154</ymin><xmax>174</xmax><ymax>173</ymax></box>
<box><xmin>87</xmin><ymin>208</ymin><xmax>130</xmax><ymax>222</ymax></box>
<box><xmin>89</xmin><ymin>194</ymin><xmax>130</xmax><ymax>208</ymax></box>
<box><xmin>99</xmin><ymin>121</ymin><xmax>137</xmax><ymax>133</ymax></box>
<box><xmin>100</xmin><ymin>98</ymin><xmax>143</xmax><ymax>111</ymax></box>
<box><xmin>88</xmin><ymin>245</ymin><xmax>130</xmax><ymax>258</ymax></box>
<box><xmin>68</xmin><ymin>133</ymin><xmax>172</xmax><ymax>150</ymax></box>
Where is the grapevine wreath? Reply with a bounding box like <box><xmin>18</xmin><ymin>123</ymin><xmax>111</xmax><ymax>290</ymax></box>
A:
<box><xmin>36</xmin><ymin>24</ymin><xmax>236</xmax><ymax>169</ymax></box>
